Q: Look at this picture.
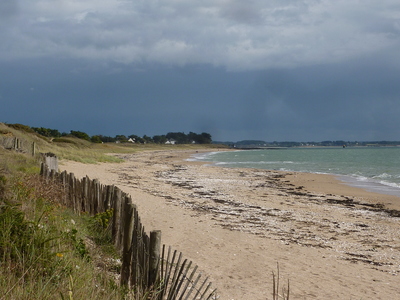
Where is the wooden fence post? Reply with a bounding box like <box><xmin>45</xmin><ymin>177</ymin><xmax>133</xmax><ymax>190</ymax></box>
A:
<box><xmin>40</xmin><ymin>162</ymin><xmax>45</xmax><ymax>176</ymax></box>
<box><xmin>82</xmin><ymin>176</ymin><xmax>89</xmax><ymax>213</ymax></box>
<box><xmin>112</xmin><ymin>187</ymin><xmax>122</xmax><ymax>249</ymax></box>
<box><xmin>69</xmin><ymin>173</ymin><xmax>76</xmax><ymax>213</ymax></box>
<box><xmin>42</xmin><ymin>164</ymin><xmax>49</xmax><ymax>180</ymax></box>
<box><xmin>149</xmin><ymin>230</ymin><xmax>162</xmax><ymax>288</ymax></box>
<box><xmin>105</xmin><ymin>185</ymin><xmax>114</xmax><ymax>211</ymax></box>
<box><xmin>32</xmin><ymin>142</ymin><xmax>36</xmax><ymax>156</ymax></box>
<box><xmin>50</xmin><ymin>169</ymin><xmax>56</xmax><ymax>180</ymax></box>
<box><xmin>130</xmin><ymin>205</ymin><xmax>138</xmax><ymax>289</ymax></box>
<box><xmin>60</xmin><ymin>170</ymin><xmax>68</xmax><ymax>206</ymax></box>
<box><xmin>93</xmin><ymin>179</ymin><xmax>101</xmax><ymax>215</ymax></box>
<box><xmin>120</xmin><ymin>198</ymin><xmax>135</xmax><ymax>287</ymax></box>
<box><xmin>75</xmin><ymin>178</ymin><xmax>83</xmax><ymax>215</ymax></box>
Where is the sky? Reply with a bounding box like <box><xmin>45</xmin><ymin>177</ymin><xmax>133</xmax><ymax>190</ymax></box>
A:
<box><xmin>1</xmin><ymin>0</ymin><xmax>400</xmax><ymax>142</ymax></box>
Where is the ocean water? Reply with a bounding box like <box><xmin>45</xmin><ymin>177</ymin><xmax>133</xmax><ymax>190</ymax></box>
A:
<box><xmin>190</xmin><ymin>147</ymin><xmax>400</xmax><ymax>197</ymax></box>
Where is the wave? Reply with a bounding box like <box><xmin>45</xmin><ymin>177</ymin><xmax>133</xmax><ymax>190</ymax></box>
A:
<box><xmin>339</xmin><ymin>174</ymin><xmax>400</xmax><ymax>197</ymax></box>
<box><xmin>186</xmin><ymin>151</ymin><xmax>221</xmax><ymax>161</ymax></box>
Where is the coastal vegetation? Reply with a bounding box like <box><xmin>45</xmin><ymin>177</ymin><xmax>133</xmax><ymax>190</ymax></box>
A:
<box><xmin>0</xmin><ymin>123</ymin><xmax>142</xmax><ymax>299</ymax></box>
<box><xmin>0</xmin><ymin>122</ymin><xmax>224</xmax><ymax>299</ymax></box>
<box><xmin>22</xmin><ymin>124</ymin><xmax>213</xmax><ymax>145</ymax></box>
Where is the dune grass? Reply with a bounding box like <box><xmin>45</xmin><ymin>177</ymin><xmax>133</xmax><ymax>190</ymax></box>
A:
<box><xmin>0</xmin><ymin>169</ymin><xmax>130</xmax><ymax>300</ymax></box>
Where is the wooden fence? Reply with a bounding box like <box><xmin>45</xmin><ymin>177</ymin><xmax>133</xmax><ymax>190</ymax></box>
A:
<box><xmin>40</xmin><ymin>156</ymin><xmax>217</xmax><ymax>300</ymax></box>
<box><xmin>0</xmin><ymin>136</ymin><xmax>36</xmax><ymax>156</ymax></box>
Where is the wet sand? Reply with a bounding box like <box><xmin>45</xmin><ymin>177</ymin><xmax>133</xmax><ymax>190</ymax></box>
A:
<box><xmin>60</xmin><ymin>149</ymin><xmax>400</xmax><ymax>299</ymax></box>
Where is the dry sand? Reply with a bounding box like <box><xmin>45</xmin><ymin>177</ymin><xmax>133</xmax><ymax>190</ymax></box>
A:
<box><xmin>59</xmin><ymin>149</ymin><xmax>400</xmax><ymax>299</ymax></box>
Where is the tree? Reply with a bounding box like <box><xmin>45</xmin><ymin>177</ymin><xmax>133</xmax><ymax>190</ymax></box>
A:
<box><xmin>198</xmin><ymin>132</ymin><xmax>212</xmax><ymax>144</ymax></box>
<box><xmin>115</xmin><ymin>135</ymin><xmax>128</xmax><ymax>142</ymax></box>
<box><xmin>96</xmin><ymin>135</ymin><xmax>116</xmax><ymax>143</ymax></box>
<box><xmin>90</xmin><ymin>135</ymin><xmax>103</xmax><ymax>143</ymax></box>
<box><xmin>32</xmin><ymin>127</ymin><xmax>61</xmax><ymax>137</ymax></box>
<box><xmin>142</xmin><ymin>135</ymin><xmax>153</xmax><ymax>143</ymax></box>
<box><xmin>153</xmin><ymin>135</ymin><xmax>167</xmax><ymax>144</ymax></box>
<box><xmin>70</xmin><ymin>130</ymin><xmax>90</xmax><ymax>141</ymax></box>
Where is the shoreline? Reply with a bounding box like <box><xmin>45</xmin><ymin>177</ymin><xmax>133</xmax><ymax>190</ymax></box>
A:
<box><xmin>59</xmin><ymin>148</ymin><xmax>400</xmax><ymax>299</ymax></box>
<box><xmin>189</xmin><ymin>149</ymin><xmax>400</xmax><ymax>211</ymax></box>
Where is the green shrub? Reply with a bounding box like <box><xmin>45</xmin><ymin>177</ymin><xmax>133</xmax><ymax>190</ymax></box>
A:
<box><xmin>6</xmin><ymin>123</ymin><xmax>35</xmax><ymax>133</ymax></box>
<box><xmin>53</xmin><ymin>138</ymin><xmax>76</xmax><ymax>144</ymax></box>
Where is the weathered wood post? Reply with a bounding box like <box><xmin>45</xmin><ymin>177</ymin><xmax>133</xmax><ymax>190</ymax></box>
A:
<box><xmin>149</xmin><ymin>230</ymin><xmax>161</xmax><ymax>288</ymax></box>
<box><xmin>76</xmin><ymin>177</ymin><xmax>83</xmax><ymax>213</ymax></box>
<box><xmin>50</xmin><ymin>169</ymin><xmax>56</xmax><ymax>180</ymax></box>
<box><xmin>31</xmin><ymin>142</ymin><xmax>36</xmax><ymax>156</ymax></box>
<box><xmin>112</xmin><ymin>187</ymin><xmax>122</xmax><ymax>249</ymax></box>
<box><xmin>93</xmin><ymin>179</ymin><xmax>101</xmax><ymax>215</ymax></box>
<box><xmin>120</xmin><ymin>199</ymin><xmax>135</xmax><ymax>287</ymax></box>
<box><xmin>141</xmin><ymin>226</ymin><xmax>150</xmax><ymax>289</ymax></box>
<box><xmin>105</xmin><ymin>185</ymin><xmax>114</xmax><ymax>211</ymax></box>
<box><xmin>82</xmin><ymin>176</ymin><xmax>89</xmax><ymax>213</ymax></box>
<box><xmin>130</xmin><ymin>206</ymin><xmax>139</xmax><ymax>289</ymax></box>
<box><xmin>69</xmin><ymin>173</ymin><xmax>76</xmax><ymax>213</ymax></box>
<box><xmin>60</xmin><ymin>170</ymin><xmax>68</xmax><ymax>206</ymax></box>
<box><xmin>44</xmin><ymin>153</ymin><xmax>58</xmax><ymax>172</ymax></box>
<box><xmin>42</xmin><ymin>163</ymin><xmax>49</xmax><ymax>180</ymax></box>
<box><xmin>40</xmin><ymin>162</ymin><xmax>45</xmax><ymax>176</ymax></box>
<box><xmin>118</xmin><ymin>193</ymin><xmax>129</xmax><ymax>249</ymax></box>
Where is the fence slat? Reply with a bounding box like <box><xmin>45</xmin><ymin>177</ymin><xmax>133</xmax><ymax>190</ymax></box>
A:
<box><xmin>121</xmin><ymin>199</ymin><xmax>135</xmax><ymax>287</ymax></box>
<box><xmin>112</xmin><ymin>187</ymin><xmax>122</xmax><ymax>248</ymax></box>
<box><xmin>149</xmin><ymin>230</ymin><xmax>161</xmax><ymax>287</ymax></box>
<box><xmin>130</xmin><ymin>205</ymin><xmax>139</xmax><ymax>289</ymax></box>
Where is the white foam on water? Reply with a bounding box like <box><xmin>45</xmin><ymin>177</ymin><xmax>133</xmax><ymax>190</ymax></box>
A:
<box><xmin>338</xmin><ymin>174</ymin><xmax>400</xmax><ymax>197</ymax></box>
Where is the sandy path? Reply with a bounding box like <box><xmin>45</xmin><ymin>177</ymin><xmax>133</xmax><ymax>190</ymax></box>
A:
<box><xmin>60</xmin><ymin>149</ymin><xmax>400</xmax><ymax>299</ymax></box>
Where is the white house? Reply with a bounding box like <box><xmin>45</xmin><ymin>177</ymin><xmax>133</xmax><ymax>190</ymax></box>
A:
<box><xmin>165</xmin><ymin>139</ymin><xmax>176</xmax><ymax>145</ymax></box>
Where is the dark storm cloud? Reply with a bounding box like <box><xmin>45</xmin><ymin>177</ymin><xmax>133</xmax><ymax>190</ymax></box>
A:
<box><xmin>1</xmin><ymin>1</ymin><xmax>400</xmax><ymax>141</ymax></box>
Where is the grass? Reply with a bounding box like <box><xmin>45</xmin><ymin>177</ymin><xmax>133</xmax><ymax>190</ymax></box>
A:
<box><xmin>0</xmin><ymin>172</ymin><xmax>128</xmax><ymax>300</ymax></box>
<box><xmin>272</xmin><ymin>263</ymin><xmax>290</xmax><ymax>300</ymax></box>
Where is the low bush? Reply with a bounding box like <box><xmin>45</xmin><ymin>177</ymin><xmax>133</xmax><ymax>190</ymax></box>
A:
<box><xmin>0</xmin><ymin>173</ymin><xmax>127</xmax><ymax>299</ymax></box>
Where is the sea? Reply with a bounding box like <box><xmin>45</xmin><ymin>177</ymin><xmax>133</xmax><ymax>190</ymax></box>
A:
<box><xmin>190</xmin><ymin>147</ymin><xmax>400</xmax><ymax>197</ymax></box>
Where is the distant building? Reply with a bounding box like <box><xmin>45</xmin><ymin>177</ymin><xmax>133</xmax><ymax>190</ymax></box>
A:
<box><xmin>165</xmin><ymin>139</ymin><xmax>176</xmax><ymax>145</ymax></box>
<box><xmin>128</xmin><ymin>138</ymin><xmax>135</xmax><ymax>143</ymax></box>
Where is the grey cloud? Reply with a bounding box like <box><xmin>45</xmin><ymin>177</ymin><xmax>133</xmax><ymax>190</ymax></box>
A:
<box><xmin>1</xmin><ymin>56</ymin><xmax>400</xmax><ymax>141</ymax></box>
<box><xmin>2</xmin><ymin>1</ymin><xmax>400</xmax><ymax>70</ymax></box>
<box><xmin>0</xmin><ymin>0</ymin><xmax>18</xmax><ymax>18</ymax></box>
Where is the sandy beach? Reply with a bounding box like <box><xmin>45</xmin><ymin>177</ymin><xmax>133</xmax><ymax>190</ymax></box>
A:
<box><xmin>59</xmin><ymin>149</ymin><xmax>400</xmax><ymax>299</ymax></box>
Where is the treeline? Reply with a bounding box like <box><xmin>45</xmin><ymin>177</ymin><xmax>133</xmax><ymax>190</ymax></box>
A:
<box><xmin>269</xmin><ymin>140</ymin><xmax>400</xmax><ymax>147</ymax></box>
<box><xmin>90</xmin><ymin>132</ymin><xmax>212</xmax><ymax>144</ymax></box>
<box><xmin>6</xmin><ymin>123</ymin><xmax>212</xmax><ymax>144</ymax></box>
<box><xmin>226</xmin><ymin>140</ymin><xmax>400</xmax><ymax>148</ymax></box>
